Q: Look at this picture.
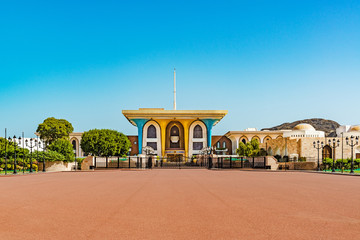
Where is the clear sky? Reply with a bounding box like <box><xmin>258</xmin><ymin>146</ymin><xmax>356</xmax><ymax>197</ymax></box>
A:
<box><xmin>1</xmin><ymin>0</ymin><xmax>359</xmax><ymax>138</ymax></box>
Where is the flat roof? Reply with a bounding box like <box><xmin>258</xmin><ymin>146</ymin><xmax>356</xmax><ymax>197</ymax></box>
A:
<box><xmin>224</xmin><ymin>130</ymin><xmax>285</xmax><ymax>137</ymax></box>
<box><xmin>122</xmin><ymin>109</ymin><xmax>228</xmax><ymax>126</ymax></box>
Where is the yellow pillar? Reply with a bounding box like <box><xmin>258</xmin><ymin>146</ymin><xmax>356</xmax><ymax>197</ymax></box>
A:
<box><xmin>181</xmin><ymin>119</ymin><xmax>192</xmax><ymax>158</ymax></box>
<box><xmin>153</xmin><ymin>119</ymin><xmax>170</xmax><ymax>157</ymax></box>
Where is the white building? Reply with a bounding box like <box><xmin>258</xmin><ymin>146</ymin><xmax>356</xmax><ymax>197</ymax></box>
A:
<box><xmin>283</xmin><ymin>123</ymin><xmax>325</xmax><ymax>138</ymax></box>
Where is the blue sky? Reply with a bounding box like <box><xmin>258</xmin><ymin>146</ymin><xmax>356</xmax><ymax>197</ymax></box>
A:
<box><xmin>1</xmin><ymin>0</ymin><xmax>359</xmax><ymax>137</ymax></box>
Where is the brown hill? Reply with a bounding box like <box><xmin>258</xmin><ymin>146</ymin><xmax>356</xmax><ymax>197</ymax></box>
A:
<box><xmin>261</xmin><ymin>118</ymin><xmax>340</xmax><ymax>137</ymax></box>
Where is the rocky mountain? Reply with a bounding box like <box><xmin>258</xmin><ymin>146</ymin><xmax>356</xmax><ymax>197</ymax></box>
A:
<box><xmin>261</xmin><ymin>118</ymin><xmax>340</xmax><ymax>137</ymax></box>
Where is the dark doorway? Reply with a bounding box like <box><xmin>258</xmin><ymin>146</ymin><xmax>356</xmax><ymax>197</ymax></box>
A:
<box><xmin>323</xmin><ymin>145</ymin><xmax>332</xmax><ymax>159</ymax></box>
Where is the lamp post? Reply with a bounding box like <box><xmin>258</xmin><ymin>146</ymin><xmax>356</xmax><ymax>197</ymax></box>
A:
<box><xmin>313</xmin><ymin>140</ymin><xmax>324</xmax><ymax>171</ymax></box>
<box><xmin>22</xmin><ymin>132</ymin><xmax>25</xmax><ymax>174</ymax></box>
<box><xmin>41</xmin><ymin>139</ymin><xmax>46</xmax><ymax>172</ymax></box>
<box><xmin>346</xmin><ymin>135</ymin><xmax>359</xmax><ymax>174</ymax></box>
<box><xmin>8</xmin><ymin>136</ymin><xmax>21</xmax><ymax>174</ymax></box>
<box><xmin>73</xmin><ymin>149</ymin><xmax>77</xmax><ymax>171</ymax></box>
<box><xmin>25</xmin><ymin>138</ymin><xmax>38</xmax><ymax>173</ymax></box>
<box><xmin>328</xmin><ymin>138</ymin><xmax>340</xmax><ymax>173</ymax></box>
<box><xmin>4</xmin><ymin>128</ymin><xmax>8</xmax><ymax>175</ymax></box>
<box><xmin>341</xmin><ymin>132</ymin><xmax>344</xmax><ymax>161</ymax></box>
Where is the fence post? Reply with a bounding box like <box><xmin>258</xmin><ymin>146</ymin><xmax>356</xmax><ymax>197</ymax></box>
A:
<box><xmin>252</xmin><ymin>157</ymin><xmax>255</xmax><ymax>168</ymax></box>
<box><xmin>230</xmin><ymin>156</ymin><xmax>232</xmax><ymax>168</ymax></box>
<box><xmin>106</xmin><ymin>156</ymin><xmax>108</xmax><ymax>168</ymax></box>
<box><xmin>241</xmin><ymin>156</ymin><xmax>243</xmax><ymax>168</ymax></box>
<box><xmin>128</xmin><ymin>156</ymin><xmax>131</xmax><ymax>168</ymax></box>
<box><xmin>117</xmin><ymin>157</ymin><xmax>120</xmax><ymax>168</ymax></box>
<box><xmin>264</xmin><ymin>156</ymin><xmax>266</xmax><ymax>169</ymax></box>
<box><xmin>137</xmin><ymin>157</ymin><xmax>139</xmax><ymax>168</ymax></box>
<box><xmin>148</xmin><ymin>157</ymin><xmax>152</xmax><ymax>169</ymax></box>
<box><xmin>94</xmin><ymin>156</ymin><xmax>96</xmax><ymax>168</ymax></box>
<box><xmin>208</xmin><ymin>156</ymin><xmax>212</xmax><ymax>169</ymax></box>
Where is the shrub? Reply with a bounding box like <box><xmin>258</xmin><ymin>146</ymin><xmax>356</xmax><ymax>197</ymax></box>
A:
<box><xmin>48</xmin><ymin>139</ymin><xmax>75</xmax><ymax>161</ymax></box>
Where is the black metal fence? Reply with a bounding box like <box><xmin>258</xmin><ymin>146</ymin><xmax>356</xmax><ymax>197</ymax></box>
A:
<box><xmin>93</xmin><ymin>155</ymin><xmax>270</xmax><ymax>170</ymax></box>
<box><xmin>212</xmin><ymin>156</ymin><xmax>268</xmax><ymax>169</ymax></box>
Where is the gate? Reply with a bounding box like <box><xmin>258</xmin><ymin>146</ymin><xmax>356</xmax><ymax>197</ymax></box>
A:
<box><xmin>153</xmin><ymin>156</ymin><xmax>209</xmax><ymax>169</ymax></box>
<box><xmin>213</xmin><ymin>156</ymin><xmax>268</xmax><ymax>169</ymax></box>
<box><xmin>94</xmin><ymin>156</ymin><xmax>145</xmax><ymax>169</ymax></box>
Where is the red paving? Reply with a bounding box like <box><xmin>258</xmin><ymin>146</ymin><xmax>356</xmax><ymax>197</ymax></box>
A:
<box><xmin>1</xmin><ymin>170</ymin><xmax>360</xmax><ymax>240</ymax></box>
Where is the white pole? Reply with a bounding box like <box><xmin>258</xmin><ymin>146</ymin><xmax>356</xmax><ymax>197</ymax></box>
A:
<box><xmin>174</xmin><ymin>68</ymin><xmax>176</xmax><ymax>110</ymax></box>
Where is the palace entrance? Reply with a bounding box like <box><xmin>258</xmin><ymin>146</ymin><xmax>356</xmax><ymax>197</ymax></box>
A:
<box><xmin>166</xmin><ymin>154</ymin><xmax>183</xmax><ymax>162</ymax></box>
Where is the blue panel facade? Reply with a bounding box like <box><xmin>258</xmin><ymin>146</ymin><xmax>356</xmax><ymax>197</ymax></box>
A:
<box><xmin>132</xmin><ymin>119</ymin><xmax>149</xmax><ymax>154</ymax></box>
<box><xmin>202</xmin><ymin>119</ymin><xmax>219</xmax><ymax>147</ymax></box>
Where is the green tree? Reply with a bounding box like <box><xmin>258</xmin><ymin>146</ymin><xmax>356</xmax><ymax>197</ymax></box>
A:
<box><xmin>32</xmin><ymin>150</ymin><xmax>66</xmax><ymax>162</ymax></box>
<box><xmin>236</xmin><ymin>139</ymin><xmax>260</xmax><ymax>157</ymax></box>
<box><xmin>36</xmin><ymin>117</ymin><xmax>74</xmax><ymax>145</ymax></box>
<box><xmin>0</xmin><ymin>137</ymin><xmax>29</xmax><ymax>159</ymax></box>
<box><xmin>80</xmin><ymin>129</ymin><xmax>130</xmax><ymax>157</ymax></box>
<box><xmin>48</xmin><ymin>139</ymin><xmax>75</xmax><ymax>161</ymax></box>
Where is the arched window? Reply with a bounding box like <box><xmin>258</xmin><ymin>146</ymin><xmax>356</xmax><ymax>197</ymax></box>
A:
<box><xmin>222</xmin><ymin>141</ymin><xmax>226</xmax><ymax>148</ymax></box>
<box><xmin>72</xmin><ymin>140</ymin><xmax>76</xmax><ymax>150</ymax></box>
<box><xmin>171</xmin><ymin>126</ymin><xmax>179</xmax><ymax>136</ymax></box>
<box><xmin>242</xmin><ymin>139</ymin><xmax>246</xmax><ymax>144</ymax></box>
<box><xmin>193</xmin><ymin>125</ymin><xmax>203</xmax><ymax>138</ymax></box>
<box><xmin>216</xmin><ymin>141</ymin><xmax>220</xmax><ymax>148</ymax></box>
<box><xmin>147</xmin><ymin>125</ymin><xmax>156</xmax><ymax>138</ymax></box>
<box><xmin>170</xmin><ymin>126</ymin><xmax>180</xmax><ymax>148</ymax></box>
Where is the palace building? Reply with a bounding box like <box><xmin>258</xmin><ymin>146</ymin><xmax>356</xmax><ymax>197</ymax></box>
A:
<box><xmin>69</xmin><ymin>116</ymin><xmax>360</xmax><ymax>164</ymax></box>
<box><xmin>122</xmin><ymin>108</ymin><xmax>227</xmax><ymax>158</ymax></box>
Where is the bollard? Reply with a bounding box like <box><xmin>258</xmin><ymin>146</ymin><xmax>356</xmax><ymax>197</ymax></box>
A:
<box><xmin>117</xmin><ymin>157</ymin><xmax>120</xmax><ymax>169</ymax></box>
<box><xmin>230</xmin><ymin>156</ymin><xmax>232</xmax><ymax>168</ymax></box>
<box><xmin>241</xmin><ymin>156</ymin><xmax>243</xmax><ymax>168</ymax></box>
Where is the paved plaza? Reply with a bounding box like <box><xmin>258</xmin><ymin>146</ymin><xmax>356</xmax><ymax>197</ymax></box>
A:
<box><xmin>1</xmin><ymin>170</ymin><xmax>360</xmax><ymax>240</ymax></box>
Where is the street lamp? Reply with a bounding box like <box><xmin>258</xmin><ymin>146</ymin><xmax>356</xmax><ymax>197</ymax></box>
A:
<box><xmin>346</xmin><ymin>135</ymin><xmax>359</xmax><ymax>174</ymax></box>
<box><xmin>313</xmin><ymin>140</ymin><xmax>324</xmax><ymax>171</ymax></box>
<box><xmin>22</xmin><ymin>133</ymin><xmax>25</xmax><ymax>174</ymax></box>
<box><xmin>4</xmin><ymin>129</ymin><xmax>8</xmax><ymax>175</ymax></box>
<box><xmin>25</xmin><ymin>138</ymin><xmax>38</xmax><ymax>173</ymax></box>
<box><xmin>328</xmin><ymin>138</ymin><xmax>340</xmax><ymax>173</ymax></box>
<box><xmin>8</xmin><ymin>136</ymin><xmax>21</xmax><ymax>174</ymax></box>
<box><xmin>40</xmin><ymin>139</ymin><xmax>46</xmax><ymax>172</ymax></box>
<box><xmin>73</xmin><ymin>149</ymin><xmax>77</xmax><ymax>171</ymax></box>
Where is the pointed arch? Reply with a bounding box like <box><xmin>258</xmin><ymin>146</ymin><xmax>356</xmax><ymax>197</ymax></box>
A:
<box><xmin>189</xmin><ymin>120</ymin><xmax>207</xmax><ymax>156</ymax></box>
<box><xmin>251</xmin><ymin>135</ymin><xmax>260</xmax><ymax>143</ymax></box>
<box><xmin>147</xmin><ymin>125</ymin><xmax>157</xmax><ymax>138</ymax></box>
<box><xmin>193</xmin><ymin>125</ymin><xmax>203</xmax><ymax>138</ymax></box>
<box><xmin>143</xmin><ymin>120</ymin><xmax>162</xmax><ymax>155</ymax></box>
<box><xmin>239</xmin><ymin>136</ymin><xmax>248</xmax><ymax>145</ymax></box>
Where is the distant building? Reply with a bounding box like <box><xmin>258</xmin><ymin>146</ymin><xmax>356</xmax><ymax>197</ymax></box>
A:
<box><xmin>69</xmin><ymin>110</ymin><xmax>360</xmax><ymax>161</ymax></box>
